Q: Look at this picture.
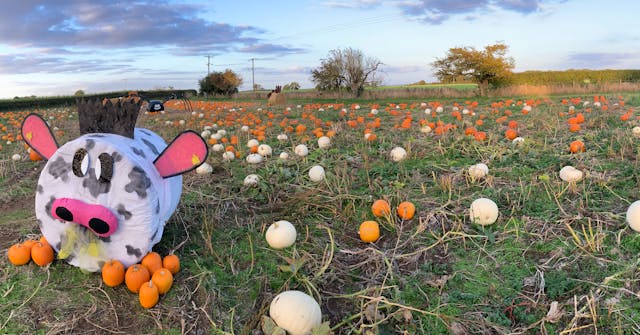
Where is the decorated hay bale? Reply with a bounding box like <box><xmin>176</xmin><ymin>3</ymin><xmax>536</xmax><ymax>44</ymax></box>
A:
<box><xmin>21</xmin><ymin>98</ymin><xmax>208</xmax><ymax>271</ymax></box>
<box><xmin>267</xmin><ymin>85</ymin><xmax>286</xmax><ymax>106</ymax></box>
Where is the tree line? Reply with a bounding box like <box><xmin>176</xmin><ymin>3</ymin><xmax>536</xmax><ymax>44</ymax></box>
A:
<box><xmin>198</xmin><ymin>43</ymin><xmax>640</xmax><ymax>97</ymax></box>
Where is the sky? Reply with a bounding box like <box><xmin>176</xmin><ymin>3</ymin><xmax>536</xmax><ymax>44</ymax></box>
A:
<box><xmin>0</xmin><ymin>0</ymin><xmax>638</xmax><ymax>98</ymax></box>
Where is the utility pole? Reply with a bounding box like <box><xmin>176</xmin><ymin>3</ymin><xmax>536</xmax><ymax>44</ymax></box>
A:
<box><xmin>251</xmin><ymin>58</ymin><xmax>255</xmax><ymax>91</ymax></box>
<box><xmin>206</xmin><ymin>55</ymin><xmax>212</xmax><ymax>75</ymax></box>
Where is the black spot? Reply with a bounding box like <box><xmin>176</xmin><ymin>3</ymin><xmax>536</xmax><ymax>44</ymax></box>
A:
<box><xmin>89</xmin><ymin>218</ymin><xmax>110</xmax><ymax>234</ymax></box>
<box><xmin>72</xmin><ymin>149</ymin><xmax>88</xmax><ymax>177</ymax></box>
<box><xmin>85</xmin><ymin>139</ymin><xmax>95</xmax><ymax>150</ymax></box>
<box><xmin>131</xmin><ymin>146</ymin><xmax>146</xmax><ymax>158</ymax></box>
<box><xmin>150</xmin><ymin>228</ymin><xmax>159</xmax><ymax>242</ymax></box>
<box><xmin>83</xmin><ymin>168</ymin><xmax>111</xmax><ymax>198</ymax></box>
<box><xmin>155</xmin><ymin>200</ymin><xmax>160</xmax><ymax>214</ymax></box>
<box><xmin>140</xmin><ymin>129</ymin><xmax>153</xmax><ymax>136</ymax></box>
<box><xmin>89</xmin><ymin>134</ymin><xmax>106</xmax><ymax>138</ymax></box>
<box><xmin>141</xmin><ymin>138</ymin><xmax>160</xmax><ymax>155</ymax></box>
<box><xmin>47</xmin><ymin>157</ymin><xmax>71</xmax><ymax>182</ymax></box>
<box><xmin>117</xmin><ymin>204</ymin><xmax>132</xmax><ymax>220</ymax></box>
<box><xmin>111</xmin><ymin>151</ymin><xmax>123</xmax><ymax>162</ymax></box>
<box><xmin>55</xmin><ymin>206</ymin><xmax>73</xmax><ymax>221</ymax></box>
<box><xmin>126</xmin><ymin>245</ymin><xmax>142</xmax><ymax>258</ymax></box>
<box><xmin>45</xmin><ymin>197</ymin><xmax>56</xmax><ymax>219</ymax></box>
<box><xmin>125</xmin><ymin>166</ymin><xmax>151</xmax><ymax>199</ymax></box>
<box><xmin>37</xmin><ymin>184</ymin><xmax>43</xmax><ymax>194</ymax></box>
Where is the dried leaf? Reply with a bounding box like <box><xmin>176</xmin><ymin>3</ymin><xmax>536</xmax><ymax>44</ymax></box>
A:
<box><xmin>545</xmin><ymin>301</ymin><xmax>563</xmax><ymax>323</ymax></box>
<box><xmin>311</xmin><ymin>321</ymin><xmax>331</xmax><ymax>335</ymax></box>
<box><xmin>261</xmin><ymin>315</ymin><xmax>286</xmax><ymax>335</ymax></box>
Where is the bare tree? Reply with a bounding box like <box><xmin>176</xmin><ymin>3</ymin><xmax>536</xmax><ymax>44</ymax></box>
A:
<box><xmin>311</xmin><ymin>47</ymin><xmax>382</xmax><ymax>97</ymax></box>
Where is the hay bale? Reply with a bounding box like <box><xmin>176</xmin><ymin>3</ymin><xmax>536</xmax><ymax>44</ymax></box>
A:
<box><xmin>267</xmin><ymin>92</ymin><xmax>286</xmax><ymax>106</ymax></box>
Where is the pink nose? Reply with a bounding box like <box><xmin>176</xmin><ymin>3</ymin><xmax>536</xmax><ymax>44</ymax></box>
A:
<box><xmin>51</xmin><ymin>198</ymin><xmax>119</xmax><ymax>237</ymax></box>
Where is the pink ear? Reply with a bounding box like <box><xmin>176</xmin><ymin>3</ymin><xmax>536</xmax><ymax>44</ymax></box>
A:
<box><xmin>21</xmin><ymin>113</ymin><xmax>59</xmax><ymax>160</ymax></box>
<box><xmin>154</xmin><ymin>131</ymin><xmax>208</xmax><ymax>178</ymax></box>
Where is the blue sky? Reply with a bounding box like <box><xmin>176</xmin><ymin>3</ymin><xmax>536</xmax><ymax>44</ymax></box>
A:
<box><xmin>0</xmin><ymin>0</ymin><xmax>638</xmax><ymax>98</ymax></box>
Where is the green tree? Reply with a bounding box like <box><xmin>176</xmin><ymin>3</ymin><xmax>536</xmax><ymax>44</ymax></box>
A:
<box><xmin>74</xmin><ymin>90</ymin><xmax>85</xmax><ymax>96</ymax></box>
<box><xmin>311</xmin><ymin>47</ymin><xmax>382</xmax><ymax>97</ymax></box>
<box><xmin>199</xmin><ymin>69</ymin><xmax>243</xmax><ymax>96</ymax></box>
<box><xmin>432</xmin><ymin>43</ymin><xmax>515</xmax><ymax>96</ymax></box>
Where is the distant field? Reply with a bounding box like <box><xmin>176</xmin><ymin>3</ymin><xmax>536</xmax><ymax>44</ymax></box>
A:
<box><xmin>2</xmin><ymin>93</ymin><xmax>640</xmax><ymax>334</ymax></box>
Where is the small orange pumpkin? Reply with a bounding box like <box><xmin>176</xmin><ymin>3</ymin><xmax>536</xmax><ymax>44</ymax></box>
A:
<box><xmin>125</xmin><ymin>264</ymin><xmax>151</xmax><ymax>293</ymax></box>
<box><xmin>569</xmin><ymin>140</ymin><xmax>585</xmax><ymax>153</ymax></box>
<box><xmin>7</xmin><ymin>243</ymin><xmax>31</xmax><ymax>266</ymax></box>
<box><xmin>397</xmin><ymin>201</ymin><xmax>416</xmax><ymax>220</ymax></box>
<box><xmin>31</xmin><ymin>242</ymin><xmax>54</xmax><ymax>266</ymax></box>
<box><xmin>504</xmin><ymin>129</ymin><xmax>517</xmax><ymax>140</ymax></box>
<box><xmin>139</xmin><ymin>280</ymin><xmax>159</xmax><ymax>309</ymax></box>
<box><xmin>29</xmin><ymin>149</ymin><xmax>43</xmax><ymax>161</ymax></box>
<box><xmin>371</xmin><ymin>199</ymin><xmax>391</xmax><ymax>217</ymax></box>
<box><xmin>102</xmin><ymin>260</ymin><xmax>126</xmax><ymax>287</ymax></box>
<box><xmin>151</xmin><ymin>268</ymin><xmax>174</xmax><ymax>294</ymax></box>
<box><xmin>141</xmin><ymin>251</ymin><xmax>163</xmax><ymax>275</ymax></box>
<box><xmin>359</xmin><ymin>221</ymin><xmax>380</xmax><ymax>243</ymax></box>
<box><xmin>162</xmin><ymin>254</ymin><xmax>181</xmax><ymax>275</ymax></box>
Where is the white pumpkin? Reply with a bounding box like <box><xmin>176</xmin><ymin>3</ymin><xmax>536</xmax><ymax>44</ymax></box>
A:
<box><xmin>217</xmin><ymin>129</ymin><xmax>227</xmax><ymax>136</ymax></box>
<box><xmin>270</xmin><ymin>290</ymin><xmax>322</xmax><ymax>335</ymax></box>
<box><xmin>265</xmin><ymin>220</ymin><xmax>297</xmax><ymax>249</ymax></box>
<box><xmin>200</xmin><ymin>130</ymin><xmax>211</xmax><ymax>139</ymax></box>
<box><xmin>246</xmin><ymin>153</ymin><xmax>263</xmax><ymax>164</ymax></box>
<box><xmin>435</xmin><ymin>106</ymin><xmax>444</xmax><ymax>113</ymax></box>
<box><xmin>309</xmin><ymin>165</ymin><xmax>325</xmax><ymax>182</ymax></box>
<box><xmin>389</xmin><ymin>147</ymin><xmax>407</xmax><ymax>162</ymax></box>
<box><xmin>317</xmin><ymin>136</ymin><xmax>331</xmax><ymax>149</ymax></box>
<box><xmin>247</xmin><ymin>138</ymin><xmax>259</xmax><ymax>148</ymax></box>
<box><xmin>632</xmin><ymin>126</ymin><xmax>640</xmax><ymax>138</ymax></box>
<box><xmin>512</xmin><ymin>137</ymin><xmax>525</xmax><ymax>145</ymax></box>
<box><xmin>244</xmin><ymin>174</ymin><xmax>260</xmax><ymax>186</ymax></box>
<box><xmin>277</xmin><ymin>133</ymin><xmax>289</xmax><ymax>142</ymax></box>
<box><xmin>211</xmin><ymin>144</ymin><xmax>225</xmax><ymax>152</ymax></box>
<box><xmin>626</xmin><ymin>200</ymin><xmax>640</xmax><ymax>232</ymax></box>
<box><xmin>195</xmin><ymin>162</ymin><xmax>213</xmax><ymax>175</ymax></box>
<box><xmin>468</xmin><ymin>163</ymin><xmax>489</xmax><ymax>180</ymax></box>
<box><xmin>11</xmin><ymin>154</ymin><xmax>21</xmax><ymax>161</ymax></box>
<box><xmin>241</xmin><ymin>125</ymin><xmax>249</xmax><ymax>132</ymax></box>
<box><xmin>469</xmin><ymin>198</ymin><xmax>499</xmax><ymax>226</ymax></box>
<box><xmin>420</xmin><ymin>125</ymin><xmax>432</xmax><ymax>133</ymax></box>
<box><xmin>222</xmin><ymin>151</ymin><xmax>235</xmax><ymax>161</ymax></box>
<box><xmin>559</xmin><ymin>166</ymin><xmax>583</xmax><ymax>182</ymax></box>
<box><xmin>294</xmin><ymin>144</ymin><xmax>309</xmax><ymax>157</ymax></box>
<box><xmin>279</xmin><ymin>152</ymin><xmax>289</xmax><ymax>160</ymax></box>
<box><xmin>257</xmin><ymin>144</ymin><xmax>273</xmax><ymax>157</ymax></box>
<box><xmin>210</xmin><ymin>132</ymin><xmax>222</xmax><ymax>140</ymax></box>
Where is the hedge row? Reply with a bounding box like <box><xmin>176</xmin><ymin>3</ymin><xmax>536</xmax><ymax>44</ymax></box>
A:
<box><xmin>510</xmin><ymin>69</ymin><xmax>640</xmax><ymax>85</ymax></box>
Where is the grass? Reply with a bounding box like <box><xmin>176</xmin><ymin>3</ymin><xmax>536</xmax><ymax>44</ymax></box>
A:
<box><xmin>1</xmin><ymin>95</ymin><xmax>640</xmax><ymax>334</ymax></box>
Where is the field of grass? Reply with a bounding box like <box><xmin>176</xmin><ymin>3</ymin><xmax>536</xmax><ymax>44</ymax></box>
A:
<box><xmin>2</xmin><ymin>93</ymin><xmax>640</xmax><ymax>334</ymax></box>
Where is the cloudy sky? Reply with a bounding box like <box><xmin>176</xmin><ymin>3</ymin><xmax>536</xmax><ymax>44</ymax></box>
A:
<box><xmin>0</xmin><ymin>0</ymin><xmax>638</xmax><ymax>98</ymax></box>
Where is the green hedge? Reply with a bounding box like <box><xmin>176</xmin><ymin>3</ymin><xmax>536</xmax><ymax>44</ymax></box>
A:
<box><xmin>511</xmin><ymin>69</ymin><xmax>640</xmax><ymax>85</ymax></box>
<box><xmin>0</xmin><ymin>89</ymin><xmax>197</xmax><ymax>112</ymax></box>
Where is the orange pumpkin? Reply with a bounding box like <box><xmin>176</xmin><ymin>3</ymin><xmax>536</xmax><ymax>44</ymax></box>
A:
<box><xmin>504</xmin><ymin>129</ymin><xmax>517</xmax><ymax>140</ymax></box>
<box><xmin>7</xmin><ymin>243</ymin><xmax>31</xmax><ymax>266</ymax></box>
<box><xmin>139</xmin><ymin>280</ymin><xmax>159</xmax><ymax>309</ymax></box>
<box><xmin>359</xmin><ymin>221</ymin><xmax>380</xmax><ymax>243</ymax></box>
<box><xmin>29</xmin><ymin>150</ymin><xmax>43</xmax><ymax>161</ymax></box>
<box><xmin>102</xmin><ymin>259</ymin><xmax>126</xmax><ymax>287</ymax></box>
<box><xmin>31</xmin><ymin>242</ymin><xmax>54</xmax><ymax>266</ymax></box>
<box><xmin>371</xmin><ymin>199</ymin><xmax>391</xmax><ymax>217</ymax></box>
<box><xmin>141</xmin><ymin>252</ymin><xmax>163</xmax><ymax>275</ymax></box>
<box><xmin>125</xmin><ymin>264</ymin><xmax>151</xmax><ymax>293</ymax></box>
<box><xmin>397</xmin><ymin>201</ymin><xmax>416</xmax><ymax>220</ymax></box>
<box><xmin>569</xmin><ymin>140</ymin><xmax>585</xmax><ymax>153</ymax></box>
<box><xmin>474</xmin><ymin>132</ymin><xmax>487</xmax><ymax>141</ymax></box>
<box><xmin>162</xmin><ymin>254</ymin><xmax>181</xmax><ymax>275</ymax></box>
<box><xmin>151</xmin><ymin>268</ymin><xmax>174</xmax><ymax>294</ymax></box>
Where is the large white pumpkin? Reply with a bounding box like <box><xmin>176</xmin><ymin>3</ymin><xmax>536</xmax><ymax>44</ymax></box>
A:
<box><xmin>626</xmin><ymin>200</ymin><xmax>640</xmax><ymax>232</ymax></box>
<box><xmin>317</xmin><ymin>136</ymin><xmax>331</xmax><ymax>149</ymax></box>
<box><xmin>468</xmin><ymin>163</ymin><xmax>489</xmax><ymax>180</ymax></box>
<box><xmin>294</xmin><ymin>144</ymin><xmax>309</xmax><ymax>157</ymax></box>
<box><xmin>559</xmin><ymin>166</ymin><xmax>583</xmax><ymax>182</ymax></box>
<box><xmin>195</xmin><ymin>162</ymin><xmax>213</xmax><ymax>175</ymax></box>
<box><xmin>270</xmin><ymin>290</ymin><xmax>322</xmax><ymax>335</ymax></box>
<box><xmin>265</xmin><ymin>220</ymin><xmax>297</xmax><ymax>249</ymax></box>
<box><xmin>309</xmin><ymin>165</ymin><xmax>325</xmax><ymax>182</ymax></box>
<box><xmin>258</xmin><ymin>144</ymin><xmax>273</xmax><ymax>157</ymax></box>
<box><xmin>469</xmin><ymin>198</ymin><xmax>499</xmax><ymax>226</ymax></box>
<box><xmin>389</xmin><ymin>147</ymin><xmax>407</xmax><ymax>162</ymax></box>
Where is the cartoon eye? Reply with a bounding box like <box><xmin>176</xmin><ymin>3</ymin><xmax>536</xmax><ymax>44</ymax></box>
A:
<box><xmin>96</xmin><ymin>153</ymin><xmax>114</xmax><ymax>183</ymax></box>
<box><xmin>72</xmin><ymin>149</ymin><xmax>89</xmax><ymax>177</ymax></box>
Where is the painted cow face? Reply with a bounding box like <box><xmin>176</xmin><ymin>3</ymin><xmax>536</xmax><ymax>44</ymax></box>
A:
<box><xmin>22</xmin><ymin>114</ymin><xmax>207</xmax><ymax>271</ymax></box>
